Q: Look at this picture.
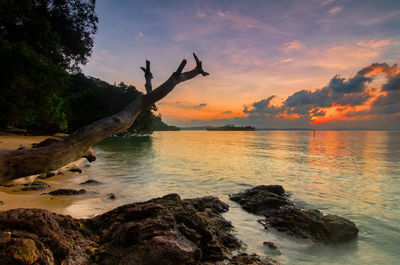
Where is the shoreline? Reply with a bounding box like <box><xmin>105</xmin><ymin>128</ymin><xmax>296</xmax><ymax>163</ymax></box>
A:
<box><xmin>0</xmin><ymin>133</ymin><xmax>113</xmax><ymax>217</ymax></box>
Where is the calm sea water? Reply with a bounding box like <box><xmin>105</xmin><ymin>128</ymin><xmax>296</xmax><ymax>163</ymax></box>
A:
<box><xmin>68</xmin><ymin>131</ymin><xmax>400</xmax><ymax>265</ymax></box>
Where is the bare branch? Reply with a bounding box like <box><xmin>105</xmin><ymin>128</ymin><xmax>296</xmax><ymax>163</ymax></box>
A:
<box><xmin>141</xmin><ymin>60</ymin><xmax>153</xmax><ymax>94</ymax></box>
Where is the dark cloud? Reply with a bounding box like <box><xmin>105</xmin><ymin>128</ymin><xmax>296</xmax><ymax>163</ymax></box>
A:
<box><xmin>382</xmin><ymin>73</ymin><xmax>400</xmax><ymax>91</ymax></box>
<box><xmin>284</xmin><ymin>88</ymin><xmax>331</xmax><ymax>114</ymax></box>
<box><xmin>370</xmin><ymin>91</ymin><xmax>400</xmax><ymax>115</ymax></box>
<box><xmin>243</xmin><ymin>96</ymin><xmax>283</xmax><ymax>115</ymax></box>
<box><xmin>328</xmin><ymin>74</ymin><xmax>372</xmax><ymax>93</ymax></box>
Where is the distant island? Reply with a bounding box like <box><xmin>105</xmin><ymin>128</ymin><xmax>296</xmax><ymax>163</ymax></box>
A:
<box><xmin>206</xmin><ymin>125</ymin><xmax>256</xmax><ymax>131</ymax></box>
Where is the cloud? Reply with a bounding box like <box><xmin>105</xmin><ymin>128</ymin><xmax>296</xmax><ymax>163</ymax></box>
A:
<box><xmin>328</xmin><ymin>6</ymin><xmax>343</xmax><ymax>14</ymax></box>
<box><xmin>382</xmin><ymin>74</ymin><xmax>400</xmax><ymax>91</ymax></box>
<box><xmin>244</xmin><ymin>96</ymin><xmax>283</xmax><ymax>115</ymax></box>
<box><xmin>358</xmin><ymin>9</ymin><xmax>400</xmax><ymax>26</ymax></box>
<box><xmin>159</xmin><ymin>101</ymin><xmax>207</xmax><ymax>109</ymax></box>
<box><xmin>319</xmin><ymin>0</ymin><xmax>335</xmax><ymax>7</ymax></box>
<box><xmin>136</xmin><ymin>32</ymin><xmax>144</xmax><ymax>38</ymax></box>
<box><xmin>328</xmin><ymin>74</ymin><xmax>372</xmax><ymax>93</ymax></box>
<box><xmin>281</xmin><ymin>40</ymin><xmax>306</xmax><ymax>53</ymax></box>
<box><xmin>238</xmin><ymin>62</ymin><xmax>400</xmax><ymax>128</ymax></box>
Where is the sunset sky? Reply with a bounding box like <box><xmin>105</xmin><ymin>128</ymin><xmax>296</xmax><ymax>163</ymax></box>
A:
<box><xmin>83</xmin><ymin>0</ymin><xmax>400</xmax><ymax>129</ymax></box>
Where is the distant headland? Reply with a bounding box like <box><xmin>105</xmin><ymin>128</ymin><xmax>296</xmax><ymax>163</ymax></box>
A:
<box><xmin>206</xmin><ymin>125</ymin><xmax>256</xmax><ymax>131</ymax></box>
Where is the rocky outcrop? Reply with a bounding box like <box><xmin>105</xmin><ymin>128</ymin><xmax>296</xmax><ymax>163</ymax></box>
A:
<box><xmin>0</xmin><ymin>194</ymin><xmax>279</xmax><ymax>265</ymax></box>
<box><xmin>230</xmin><ymin>185</ymin><xmax>358</xmax><ymax>244</ymax></box>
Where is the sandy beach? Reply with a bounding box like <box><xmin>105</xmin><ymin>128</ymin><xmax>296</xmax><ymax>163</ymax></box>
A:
<box><xmin>0</xmin><ymin>133</ymin><xmax>110</xmax><ymax>217</ymax></box>
<box><xmin>0</xmin><ymin>133</ymin><xmax>53</xmax><ymax>150</ymax></box>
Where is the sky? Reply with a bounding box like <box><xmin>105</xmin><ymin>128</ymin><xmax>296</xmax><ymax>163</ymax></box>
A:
<box><xmin>83</xmin><ymin>0</ymin><xmax>400</xmax><ymax>129</ymax></box>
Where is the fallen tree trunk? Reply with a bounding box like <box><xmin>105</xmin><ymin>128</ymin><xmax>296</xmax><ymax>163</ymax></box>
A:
<box><xmin>0</xmin><ymin>53</ymin><xmax>209</xmax><ymax>184</ymax></box>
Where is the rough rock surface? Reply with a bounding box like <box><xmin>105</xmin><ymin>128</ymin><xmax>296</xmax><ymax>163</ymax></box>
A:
<box><xmin>230</xmin><ymin>185</ymin><xmax>358</xmax><ymax>244</ymax></box>
<box><xmin>0</xmin><ymin>194</ymin><xmax>279</xmax><ymax>265</ymax></box>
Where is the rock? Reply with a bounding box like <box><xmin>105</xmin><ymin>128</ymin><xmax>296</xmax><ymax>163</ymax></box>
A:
<box><xmin>46</xmin><ymin>188</ymin><xmax>98</xmax><ymax>195</ymax></box>
<box><xmin>89</xmin><ymin>194</ymin><xmax>243</xmax><ymax>265</ymax></box>
<box><xmin>107</xmin><ymin>193</ymin><xmax>116</xmax><ymax>200</ymax></box>
<box><xmin>0</xmin><ymin>231</ymin><xmax>11</xmax><ymax>243</ymax></box>
<box><xmin>230</xmin><ymin>185</ymin><xmax>358</xmax><ymax>244</ymax></box>
<box><xmin>225</xmin><ymin>253</ymin><xmax>281</xmax><ymax>265</ymax></box>
<box><xmin>80</xmin><ymin>179</ymin><xmax>103</xmax><ymax>185</ymax></box>
<box><xmin>0</xmin><ymin>208</ymin><xmax>96</xmax><ymax>264</ymax></box>
<box><xmin>0</xmin><ymin>194</ymin><xmax>280</xmax><ymax>265</ymax></box>
<box><xmin>20</xmin><ymin>181</ymin><xmax>51</xmax><ymax>191</ymax></box>
<box><xmin>37</xmin><ymin>172</ymin><xmax>56</xmax><ymax>180</ymax></box>
<box><xmin>0</xmin><ymin>201</ymin><xmax>4</xmax><ymax>205</ymax></box>
<box><xmin>261</xmin><ymin>207</ymin><xmax>359</xmax><ymax>244</ymax></box>
<box><xmin>229</xmin><ymin>185</ymin><xmax>292</xmax><ymax>215</ymax></box>
<box><xmin>263</xmin><ymin>241</ymin><xmax>277</xmax><ymax>250</ymax></box>
<box><xmin>11</xmin><ymin>238</ymin><xmax>40</xmax><ymax>265</ymax></box>
<box><xmin>69</xmin><ymin>166</ymin><xmax>83</xmax><ymax>173</ymax></box>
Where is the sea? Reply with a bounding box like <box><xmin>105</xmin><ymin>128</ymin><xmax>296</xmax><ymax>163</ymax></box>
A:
<box><xmin>65</xmin><ymin>130</ymin><xmax>400</xmax><ymax>265</ymax></box>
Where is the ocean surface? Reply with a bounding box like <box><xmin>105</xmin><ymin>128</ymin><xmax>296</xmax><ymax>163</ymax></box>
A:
<box><xmin>68</xmin><ymin>131</ymin><xmax>400</xmax><ymax>265</ymax></box>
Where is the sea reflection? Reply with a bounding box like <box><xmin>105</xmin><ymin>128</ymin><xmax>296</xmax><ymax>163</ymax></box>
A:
<box><xmin>72</xmin><ymin>130</ymin><xmax>400</xmax><ymax>265</ymax></box>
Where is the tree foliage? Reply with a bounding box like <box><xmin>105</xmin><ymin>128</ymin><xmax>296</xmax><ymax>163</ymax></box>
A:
<box><xmin>0</xmin><ymin>0</ymin><xmax>97</xmax><ymax>130</ymax></box>
<box><xmin>0</xmin><ymin>0</ymin><xmax>98</xmax><ymax>70</ymax></box>
<box><xmin>0</xmin><ymin>0</ymin><xmax>170</xmax><ymax>134</ymax></box>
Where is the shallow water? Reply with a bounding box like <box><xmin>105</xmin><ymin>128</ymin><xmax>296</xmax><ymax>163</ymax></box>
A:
<box><xmin>72</xmin><ymin>131</ymin><xmax>400</xmax><ymax>264</ymax></box>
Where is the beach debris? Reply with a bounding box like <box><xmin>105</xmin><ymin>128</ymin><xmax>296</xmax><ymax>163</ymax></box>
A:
<box><xmin>230</xmin><ymin>185</ymin><xmax>359</xmax><ymax>244</ymax></box>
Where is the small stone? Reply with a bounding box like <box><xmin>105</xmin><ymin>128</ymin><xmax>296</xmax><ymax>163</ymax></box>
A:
<box><xmin>80</xmin><ymin>179</ymin><xmax>103</xmax><ymax>185</ymax></box>
<box><xmin>47</xmin><ymin>189</ymin><xmax>87</xmax><ymax>195</ymax></box>
<box><xmin>69</xmin><ymin>166</ymin><xmax>82</xmax><ymax>173</ymax></box>
<box><xmin>263</xmin><ymin>241</ymin><xmax>277</xmax><ymax>250</ymax></box>
<box><xmin>0</xmin><ymin>231</ymin><xmax>11</xmax><ymax>243</ymax></box>
<box><xmin>12</xmin><ymin>238</ymin><xmax>40</xmax><ymax>265</ymax></box>
<box><xmin>0</xmin><ymin>200</ymin><xmax>4</xmax><ymax>205</ymax></box>
<box><xmin>107</xmin><ymin>193</ymin><xmax>116</xmax><ymax>200</ymax></box>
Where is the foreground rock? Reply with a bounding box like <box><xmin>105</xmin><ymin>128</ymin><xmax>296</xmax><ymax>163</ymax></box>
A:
<box><xmin>230</xmin><ymin>185</ymin><xmax>358</xmax><ymax>244</ymax></box>
<box><xmin>0</xmin><ymin>194</ymin><xmax>279</xmax><ymax>265</ymax></box>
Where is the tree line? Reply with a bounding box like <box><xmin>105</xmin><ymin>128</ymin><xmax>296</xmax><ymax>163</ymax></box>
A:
<box><xmin>0</xmin><ymin>0</ymin><xmax>176</xmax><ymax>135</ymax></box>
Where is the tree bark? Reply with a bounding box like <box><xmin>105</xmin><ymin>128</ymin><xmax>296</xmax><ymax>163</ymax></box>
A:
<box><xmin>0</xmin><ymin>53</ymin><xmax>209</xmax><ymax>184</ymax></box>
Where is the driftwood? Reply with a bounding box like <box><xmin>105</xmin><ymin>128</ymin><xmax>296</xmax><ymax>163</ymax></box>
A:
<box><xmin>0</xmin><ymin>53</ymin><xmax>209</xmax><ymax>185</ymax></box>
